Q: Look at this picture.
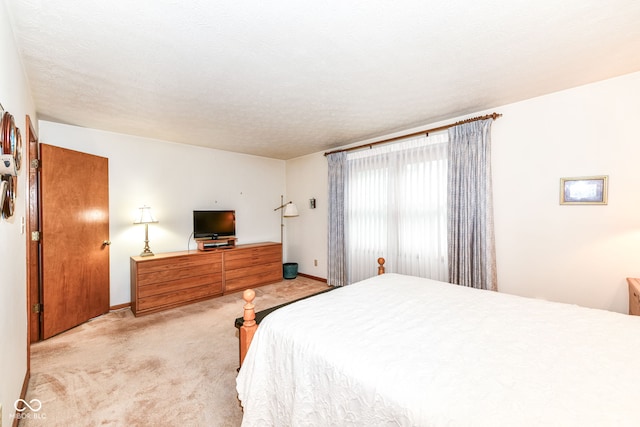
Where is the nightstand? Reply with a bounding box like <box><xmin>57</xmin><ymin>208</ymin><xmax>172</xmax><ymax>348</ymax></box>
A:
<box><xmin>626</xmin><ymin>278</ymin><xmax>640</xmax><ymax>316</ymax></box>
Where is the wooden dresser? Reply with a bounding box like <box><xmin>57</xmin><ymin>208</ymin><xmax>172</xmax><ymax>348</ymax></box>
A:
<box><xmin>627</xmin><ymin>277</ymin><xmax>640</xmax><ymax>316</ymax></box>
<box><xmin>131</xmin><ymin>242</ymin><xmax>282</xmax><ymax>316</ymax></box>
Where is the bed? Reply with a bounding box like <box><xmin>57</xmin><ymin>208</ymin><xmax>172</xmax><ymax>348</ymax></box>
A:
<box><xmin>236</xmin><ymin>263</ymin><xmax>640</xmax><ymax>426</ymax></box>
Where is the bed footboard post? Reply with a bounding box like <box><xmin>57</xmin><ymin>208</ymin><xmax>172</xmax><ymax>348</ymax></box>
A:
<box><xmin>377</xmin><ymin>257</ymin><xmax>386</xmax><ymax>275</ymax></box>
<box><xmin>239</xmin><ymin>289</ymin><xmax>258</xmax><ymax>368</ymax></box>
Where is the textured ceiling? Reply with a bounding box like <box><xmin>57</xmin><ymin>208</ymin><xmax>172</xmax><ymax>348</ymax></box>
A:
<box><xmin>5</xmin><ymin>0</ymin><xmax>640</xmax><ymax>159</ymax></box>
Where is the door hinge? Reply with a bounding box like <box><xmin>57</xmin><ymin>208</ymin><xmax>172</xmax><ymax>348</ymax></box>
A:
<box><xmin>31</xmin><ymin>231</ymin><xmax>41</xmax><ymax>241</ymax></box>
<box><xmin>31</xmin><ymin>159</ymin><xmax>40</xmax><ymax>169</ymax></box>
<box><xmin>32</xmin><ymin>303</ymin><xmax>42</xmax><ymax>313</ymax></box>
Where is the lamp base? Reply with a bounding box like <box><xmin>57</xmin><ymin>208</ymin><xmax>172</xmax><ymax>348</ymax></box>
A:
<box><xmin>140</xmin><ymin>227</ymin><xmax>154</xmax><ymax>256</ymax></box>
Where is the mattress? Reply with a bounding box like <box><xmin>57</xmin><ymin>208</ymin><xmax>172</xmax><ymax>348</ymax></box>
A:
<box><xmin>236</xmin><ymin>273</ymin><xmax>640</xmax><ymax>426</ymax></box>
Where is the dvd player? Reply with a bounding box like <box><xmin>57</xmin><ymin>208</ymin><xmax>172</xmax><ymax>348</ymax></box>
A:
<box><xmin>202</xmin><ymin>242</ymin><xmax>229</xmax><ymax>248</ymax></box>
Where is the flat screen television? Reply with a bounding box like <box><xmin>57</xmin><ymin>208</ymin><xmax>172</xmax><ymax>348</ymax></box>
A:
<box><xmin>193</xmin><ymin>210</ymin><xmax>236</xmax><ymax>239</ymax></box>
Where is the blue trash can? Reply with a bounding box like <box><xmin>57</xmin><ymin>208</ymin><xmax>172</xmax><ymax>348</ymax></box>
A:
<box><xmin>283</xmin><ymin>262</ymin><xmax>298</xmax><ymax>279</ymax></box>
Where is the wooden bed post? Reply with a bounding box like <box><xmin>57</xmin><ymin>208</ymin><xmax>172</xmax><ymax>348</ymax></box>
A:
<box><xmin>378</xmin><ymin>257</ymin><xmax>386</xmax><ymax>275</ymax></box>
<box><xmin>239</xmin><ymin>289</ymin><xmax>257</xmax><ymax>368</ymax></box>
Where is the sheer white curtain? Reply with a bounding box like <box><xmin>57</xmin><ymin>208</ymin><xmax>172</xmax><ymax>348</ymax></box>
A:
<box><xmin>346</xmin><ymin>133</ymin><xmax>449</xmax><ymax>284</ymax></box>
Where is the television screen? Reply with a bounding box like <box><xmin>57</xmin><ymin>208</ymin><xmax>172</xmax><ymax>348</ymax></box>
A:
<box><xmin>193</xmin><ymin>210</ymin><xmax>236</xmax><ymax>239</ymax></box>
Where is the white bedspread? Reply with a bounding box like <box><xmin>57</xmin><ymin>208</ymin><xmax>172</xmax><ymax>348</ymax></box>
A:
<box><xmin>236</xmin><ymin>274</ymin><xmax>640</xmax><ymax>426</ymax></box>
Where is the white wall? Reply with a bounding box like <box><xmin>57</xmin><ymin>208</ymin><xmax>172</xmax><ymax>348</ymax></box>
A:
<box><xmin>39</xmin><ymin>121</ymin><xmax>286</xmax><ymax>306</ymax></box>
<box><xmin>286</xmin><ymin>71</ymin><xmax>640</xmax><ymax>313</ymax></box>
<box><xmin>285</xmin><ymin>153</ymin><xmax>328</xmax><ymax>275</ymax></box>
<box><xmin>0</xmin><ymin>0</ymin><xmax>36</xmax><ymax>424</ymax></box>
<box><xmin>492</xmin><ymin>71</ymin><xmax>640</xmax><ymax>313</ymax></box>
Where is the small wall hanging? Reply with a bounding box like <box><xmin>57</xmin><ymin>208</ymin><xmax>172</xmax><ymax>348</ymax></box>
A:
<box><xmin>560</xmin><ymin>175</ymin><xmax>608</xmax><ymax>205</ymax></box>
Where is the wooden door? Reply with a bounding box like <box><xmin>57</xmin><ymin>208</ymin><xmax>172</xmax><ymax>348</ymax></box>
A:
<box><xmin>26</xmin><ymin>116</ymin><xmax>41</xmax><ymax>343</ymax></box>
<box><xmin>40</xmin><ymin>144</ymin><xmax>110</xmax><ymax>339</ymax></box>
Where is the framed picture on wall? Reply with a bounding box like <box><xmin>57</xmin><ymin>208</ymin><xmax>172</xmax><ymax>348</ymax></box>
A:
<box><xmin>560</xmin><ymin>175</ymin><xmax>608</xmax><ymax>205</ymax></box>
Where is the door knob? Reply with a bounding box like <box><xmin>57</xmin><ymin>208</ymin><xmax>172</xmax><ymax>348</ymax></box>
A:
<box><xmin>102</xmin><ymin>240</ymin><xmax>111</xmax><ymax>246</ymax></box>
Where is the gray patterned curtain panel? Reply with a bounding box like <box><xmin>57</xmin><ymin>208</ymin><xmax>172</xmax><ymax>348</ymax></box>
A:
<box><xmin>447</xmin><ymin>119</ymin><xmax>497</xmax><ymax>291</ymax></box>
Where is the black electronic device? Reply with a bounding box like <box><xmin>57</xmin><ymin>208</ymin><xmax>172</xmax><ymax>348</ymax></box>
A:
<box><xmin>193</xmin><ymin>210</ymin><xmax>236</xmax><ymax>239</ymax></box>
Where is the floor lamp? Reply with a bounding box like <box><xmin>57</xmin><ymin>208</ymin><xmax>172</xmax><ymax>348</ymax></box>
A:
<box><xmin>274</xmin><ymin>195</ymin><xmax>299</xmax><ymax>244</ymax></box>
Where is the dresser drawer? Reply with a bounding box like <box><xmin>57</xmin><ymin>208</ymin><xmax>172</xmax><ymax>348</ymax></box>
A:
<box><xmin>225</xmin><ymin>245</ymin><xmax>281</xmax><ymax>266</ymax></box>
<box><xmin>225</xmin><ymin>244</ymin><xmax>281</xmax><ymax>259</ymax></box>
<box><xmin>224</xmin><ymin>271</ymin><xmax>282</xmax><ymax>293</ymax></box>
<box><xmin>224</xmin><ymin>261</ymin><xmax>280</xmax><ymax>280</ymax></box>
<box><xmin>137</xmin><ymin>283</ymin><xmax>217</xmax><ymax>312</ymax></box>
<box><xmin>136</xmin><ymin>253</ymin><xmax>222</xmax><ymax>273</ymax></box>
<box><xmin>138</xmin><ymin>273</ymin><xmax>223</xmax><ymax>298</ymax></box>
<box><xmin>138</xmin><ymin>261</ymin><xmax>221</xmax><ymax>286</ymax></box>
<box><xmin>225</xmin><ymin>267</ymin><xmax>283</xmax><ymax>292</ymax></box>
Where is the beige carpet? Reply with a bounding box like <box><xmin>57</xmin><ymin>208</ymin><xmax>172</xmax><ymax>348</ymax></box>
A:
<box><xmin>21</xmin><ymin>277</ymin><xmax>329</xmax><ymax>427</ymax></box>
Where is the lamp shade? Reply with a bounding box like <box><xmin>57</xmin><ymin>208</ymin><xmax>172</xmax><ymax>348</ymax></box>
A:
<box><xmin>133</xmin><ymin>206</ymin><xmax>158</xmax><ymax>224</ymax></box>
<box><xmin>283</xmin><ymin>203</ymin><xmax>299</xmax><ymax>217</ymax></box>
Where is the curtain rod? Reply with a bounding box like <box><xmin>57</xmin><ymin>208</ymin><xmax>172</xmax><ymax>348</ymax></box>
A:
<box><xmin>323</xmin><ymin>112</ymin><xmax>502</xmax><ymax>157</ymax></box>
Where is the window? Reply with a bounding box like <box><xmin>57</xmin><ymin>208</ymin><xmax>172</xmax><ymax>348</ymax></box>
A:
<box><xmin>346</xmin><ymin>133</ymin><xmax>448</xmax><ymax>284</ymax></box>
